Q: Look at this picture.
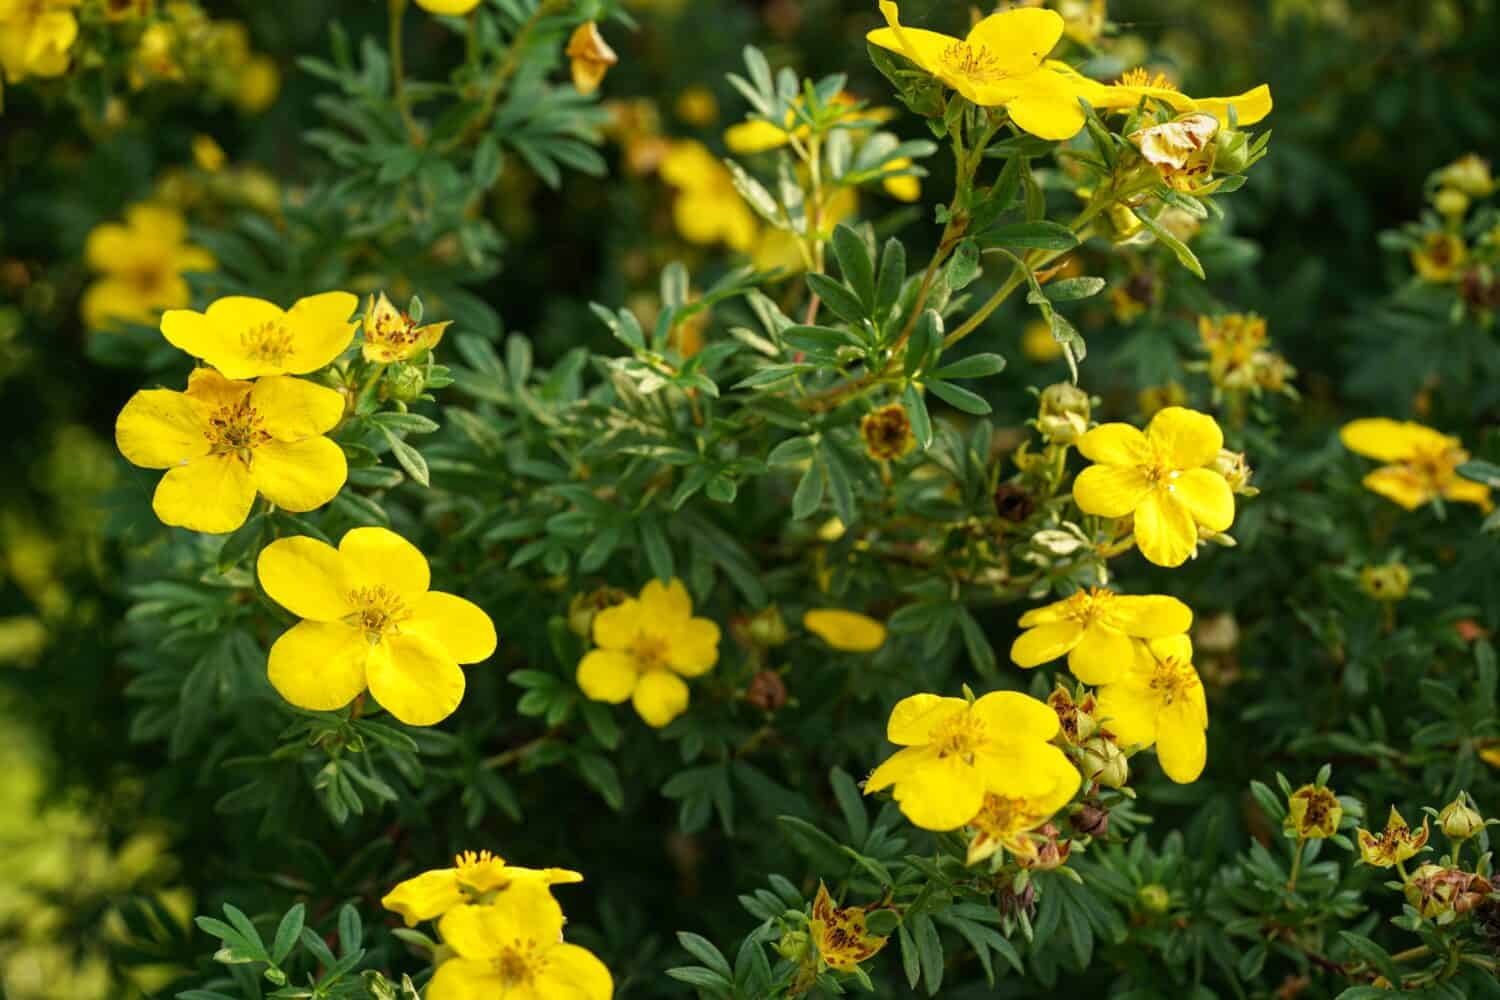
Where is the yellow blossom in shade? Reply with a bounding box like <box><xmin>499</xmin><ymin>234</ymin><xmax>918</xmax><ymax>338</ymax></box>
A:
<box><xmin>1053</xmin><ymin>63</ymin><xmax>1273</xmax><ymax>127</ymax></box>
<box><xmin>1339</xmin><ymin>418</ymin><xmax>1493</xmax><ymax>512</ymax></box>
<box><xmin>381</xmin><ymin>850</ymin><xmax>583</xmax><ymax>927</ymax></box>
<box><xmin>881</xmin><ymin>158</ymin><xmax>922</xmax><ymax>202</ymax></box>
<box><xmin>362</xmin><ymin>291</ymin><xmax>451</xmax><ymax>362</ymax></box>
<box><xmin>577</xmin><ymin>578</ymin><xmax>720</xmax><ymax>728</ymax></box>
<box><xmin>1010</xmin><ymin>587</ymin><xmax>1192</xmax><ymax>685</ymax></box>
<box><xmin>115</xmin><ymin>368</ymin><xmax>347</xmax><ymax>533</ymax></box>
<box><xmin>659</xmin><ymin>140</ymin><xmax>759</xmax><ymax>252</ymax></box>
<box><xmin>160</xmin><ymin>291</ymin><xmax>358</xmax><ymax>380</ymax></box>
<box><xmin>723</xmin><ymin>93</ymin><xmax>894</xmax><ymax>155</ymax></box>
<box><xmin>1074</xmin><ymin>406</ymin><xmax>1236</xmax><ymax>568</ymax></box>
<box><xmin>1438</xmin><ymin>154</ymin><xmax>1493</xmax><ymax>197</ymax></box>
<box><xmin>428</xmin><ymin>883</ymin><xmax>613</xmax><ymax>1000</ymax></box>
<box><xmin>674</xmin><ymin>86</ymin><xmax>718</xmax><ymax>126</ymax></box>
<box><xmin>804</xmin><ymin>609</ymin><xmax>887</xmax><ymax>652</ymax></box>
<box><xmin>236</xmin><ymin>54</ymin><xmax>280</xmax><ymax>113</ymax></box>
<box><xmin>1285</xmin><ymin>785</ymin><xmax>1343</xmax><ymax>839</ymax></box>
<box><xmin>1357</xmin><ymin>807</ymin><xmax>1431</xmax><ymax>868</ymax></box>
<box><xmin>414</xmin><ymin>0</ymin><xmax>481</xmax><ymax>13</ymax></box>
<box><xmin>1022</xmin><ymin>319</ymin><xmax>1063</xmax><ymax>361</ymax></box>
<box><xmin>81</xmin><ymin>203</ymin><xmax>215</xmax><ymax>332</ymax></box>
<box><xmin>0</xmin><ymin>0</ymin><xmax>79</xmax><ymax>82</ymax></box>
<box><xmin>1410</xmin><ymin>231</ymin><xmax>1466</xmax><ymax>283</ymax></box>
<box><xmin>565</xmin><ymin>21</ymin><xmax>617</xmax><ymax>96</ymax></box>
<box><xmin>809</xmin><ymin>883</ymin><xmax>889</xmax><ymax>970</ymax></box>
<box><xmin>192</xmin><ymin>135</ymin><xmax>226</xmax><ymax>172</ymax></box>
<box><xmin>864</xmin><ymin>691</ymin><xmax>1081</xmax><ymax>831</ymax></box>
<box><xmin>868</xmin><ymin>3</ymin><xmax>1090</xmax><ymax>141</ymax></box>
<box><xmin>859</xmin><ymin>403</ymin><xmax>915</xmax><ymax>461</ymax></box>
<box><xmin>965</xmin><ymin>775</ymin><xmax>1076</xmax><ymax>866</ymax></box>
<box><xmin>1095</xmin><ymin>636</ymin><xmax>1208</xmax><ymax>783</ymax></box>
<box><xmin>256</xmin><ymin>527</ymin><xmax>497</xmax><ymax>725</ymax></box>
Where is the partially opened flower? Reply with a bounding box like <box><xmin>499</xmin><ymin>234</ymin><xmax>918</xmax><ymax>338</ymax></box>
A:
<box><xmin>257</xmin><ymin>527</ymin><xmax>497</xmax><ymax>725</ymax></box>
<box><xmin>1129</xmin><ymin>113</ymin><xmax>1219</xmax><ymax>190</ymax></box>
<box><xmin>1054</xmin><ymin>64</ymin><xmax>1272</xmax><ymax>127</ymax></box>
<box><xmin>81</xmin><ymin>203</ymin><xmax>215</xmax><ymax>331</ymax></box>
<box><xmin>809</xmin><ymin>883</ymin><xmax>889</xmax><ymax>971</ymax></box>
<box><xmin>577</xmin><ymin>578</ymin><xmax>720</xmax><ymax>728</ymax></box>
<box><xmin>1357</xmin><ymin>807</ymin><xmax>1431</xmax><ymax>868</ymax></box>
<box><xmin>865</xmin><ymin>691</ymin><xmax>1080</xmax><ymax>831</ymax></box>
<box><xmin>1010</xmin><ymin>587</ymin><xmax>1192</xmax><ymax>684</ymax></box>
<box><xmin>867</xmin><ymin>2</ymin><xmax>1089</xmax><ymax>140</ymax></box>
<box><xmin>429</xmin><ymin>883</ymin><xmax>613</xmax><ymax>1000</ymax></box>
<box><xmin>160</xmin><ymin>291</ymin><xmax>358</xmax><ymax>379</ymax></box>
<box><xmin>381</xmin><ymin>849</ymin><xmax>582</xmax><ymax>927</ymax></box>
<box><xmin>1340</xmin><ymin>418</ymin><xmax>1493</xmax><ymax>512</ymax></box>
<box><xmin>566</xmin><ymin>20</ymin><xmax>617</xmax><ymax>96</ymax></box>
<box><xmin>362</xmin><ymin>291</ymin><xmax>450</xmax><ymax>363</ymax></box>
<box><xmin>1073</xmin><ymin>406</ymin><xmax>1236</xmax><ymax>567</ymax></box>
<box><xmin>1095</xmin><ymin>635</ymin><xmax>1208</xmax><ymax>783</ymax></box>
<box><xmin>804</xmin><ymin>608</ymin><xmax>887</xmax><ymax>652</ymax></box>
<box><xmin>115</xmin><ymin>367</ymin><xmax>346</xmax><ymax>533</ymax></box>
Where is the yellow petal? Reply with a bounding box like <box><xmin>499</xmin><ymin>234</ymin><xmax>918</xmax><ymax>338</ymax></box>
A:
<box><xmin>1009</xmin><ymin>620</ymin><xmax>1082</xmax><ymax>668</ymax></box>
<box><xmin>380</xmin><ymin>870</ymin><xmax>462</xmax><ymax>926</ymax></box>
<box><xmin>1193</xmin><ymin>84</ymin><xmax>1273</xmax><ymax>127</ymax></box>
<box><xmin>1035</xmin><ymin>747</ymin><xmax>1083</xmax><ymax>814</ymax></box>
<box><xmin>282</xmin><ymin>291</ymin><xmax>358</xmax><ymax>374</ymax></box>
<box><xmin>1146</xmin><ymin>407</ymin><xmax>1222</xmax><ymax>469</ymax></box>
<box><xmin>84</xmin><ymin>222</ymin><xmax>132</xmax><ymax>271</ymax></box>
<box><xmin>1000</xmin><ymin>66</ymin><xmax>1087</xmax><ymax>141</ymax></box>
<box><xmin>632</xmin><ymin>669</ymin><xmax>689</xmax><ymax>727</ymax></box>
<box><xmin>865</xmin><ymin>745</ymin><xmax>931</xmax><ymax>793</ymax></box>
<box><xmin>1106</xmin><ymin>595</ymin><xmax>1192</xmax><ymax>637</ymax></box>
<box><xmin>1073</xmin><ymin>465</ymin><xmax>1152</xmax><ymax>518</ymax></box>
<box><xmin>964</xmin><ymin>7</ymin><xmax>1063</xmax><ymax>76</ymax></box>
<box><xmin>1078</xmin><ymin>422</ymin><xmax>1150</xmax><ymax>464</ymax></box>
<box><xmin>115</xmin><ymin>388</ymin><xmax>209</xmax><ymax>469</ymax></box>
<box><xmin>1361</xmin><ymin>467</ymin><xmax>1431</xmax><ymax>511</ymax></box>
<box><xmin>257</xmin><ymin>535</ymin><xmax>351</xmax><ymax>621</ymax></box>
<box><xmin>82</xmin><ymin>277</ymin><xmax>155</xmax><ymax>329</ymax></box>
<box><xmin>971</xmin><ymin>690</ymin><xmax>1059</xmax><ymax>741</ymax></box>
<box><xmin>1067</xmin><ymin>623</ymin><xmax>1131</xmax><ymax>684</ymax></box>
<box><xmin>1132</xmin><ymin>490</ymin><xmax>1197</xmax><ymax>568</ymax></box>
<box><xmin>250</xmin><ymin>376</ymin><xmax>345</xmax><ymax>439</ymax></box>
<box><xmin>667</xmin><ymin>617</ymin><xmax>721</xmax><ymax>676</ymax></box>
<box><xmin>339</xmin><ymin>527</ymin><xmax>431</xmax><ymax>601</ymax></box>
<box><xmin>973</xmin><ymin>740</ymin><xmax>1065</xmax><ymax>798</ymax></box>
<box><xmin>1094</xmin><ymin>678</ymin><xmax>1159</xmax><ymax>747</ymax></box>
<box><xmin>538</xmin><ymin>943</ymin><xmax>615</xmax><ymax>1000</ymax></box>
<box><xmin>426</xmin><ymin>959</ymin><xmax>502</xmax><ymax>1000</ymax></box>
<box><xmin>639</xmin><ymin>577</ymin><xmax>693</xmax><ymax>621</ymax></box>
<box><xmin>1444</xmin><ymin>477</ymin><xmax>1494</xmax><ymax>511</ymax></box>
<box><xmin>724</xmin><ymin>120</ymin><xmax>791</xmax><ymax>154</ymax></box>
<box><xmin>414</xmin><ymin>0</ymin><xmax>482</xmax><ymax>12</ymax></box>
<box><xmin>153</xmin><ymin>454</ymin><xmax>256</xmax><ymax>533</ymax></box>
<box><xmin>442</xmin><ymin>884</ymin><xmax>564</xmax><ymax>954</ymax></box>
<box><xmin>367</xmin><ymin>632</ymin><xmax>465</xmax><ymax>726</ymax></box>
<box><xmin>1171</xmin><ymin>467</ymin><xmax>1235</xmax><ymax>532</ymax></box>
<box><xmin>891</xmin><ymin>753</ymin><xmax>986</xmax><ymax>831</ymax></box>
<box><xmin>578</xmin><ymin>649</ymin><xmax>638</xmax><ymax>704</ymax></box>
<box><xmin>866</xmin><ymin>3</ymin><xmax>957</xmax><ymax>80</ymax></box>
<box><xmin>1017</xmin><ymin>597</ymin><xmax>1070</xmax><ymax>629</ymax></box>
<box><xmin>184</xmin><ymin>366</ymin><xmax>252</xmax><ymax>409</ymax></box>
<box><xmin>804</xmin><ymin>609</ymin><xmax>887</xmax><ymax>652</ymax></box>
<box><xmin>266</xmin><ymin>620</ymin><xmax>369</xmax><ymax>711</ymax></box>
<box><xmin>592</xmin><ymin>599</ymin><xmax>642</xmax><ymax>649</ymax></box>
<box><xmin>884</xmin><ymin>693</ymin><xmax>967</xmax><ymax>745</ymax></box>
<box><xmin>1156</xmin><ymin>701</ymin><xmax>1206</xmax><ymax>783</ymax></box>
<box><xmin>160</xmin><ymin>296</ymin><xmax>285</xmax><ymax>379</ymax></box>
<box><xmin>1339</xmin><ymin>418</ymin><xmax>1445</xmax><ymax>462</ymax></box>
<box><xmin>252</xmin><ymin>436</ymin><xmax>347</xmax><ymax>512</ymax></box>
<box><xmin>406</xmin><ymin>591</ymin><xmax>497</xmax><ymax>664</ymax></box>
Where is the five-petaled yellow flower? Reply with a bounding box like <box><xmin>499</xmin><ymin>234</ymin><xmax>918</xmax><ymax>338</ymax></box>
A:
<box><xmin>257</xmin><ymin>527</ymin><xmax>497</xmax><ymax>726</ymax></box>
<box><xmin>865</xmin><ymin>691</ymin><xmax>1080</xmax><ymax>831</ymax></box>
<box><xmin>381</xmin><ymin>849</ymin><xmax>582</xmax><ymax>927</ymax></box>
<box><xmin>1340</xmin><ymin>418</ymin><xmax>1492</xmax><ymax>513</ymax></box>
<box><xmin>0</xmin><ymin>0</ymin><xmax>80</xmax><ymax>83</ymax></box>
<box><xmin>577</xmin><ymin>578</ymin><xmax>720</xmax><ymax>728</ymax></box>
<box><xmin>1095</xmin><ymin>635</ymin><xmax>1208</xmax><ymax>783</ymax></box>
<box><xmin>362</xmin><ymin>291</ymin><xmax>451</xmax><ymax>363</ymax></box>
<box><xmin>1010</xmin><ymin>587</ymin><xmax>1192</xmax><ymax>684</ymax></box>
<box><xmin>809</xmin><ymin>883</ymin><xmax>889</xmax><ymax>971</ymax></box>
<box><xmin>965</xmin><ymin>783</ymin><xmax>1075</xmax><ymax>866</ymax></box>
<box><xmin>868</xmin><ymin>2</ymin><xmax>1087</xmax><ymax>140</ymax></box>
<box><xmin>1356</xmin><ymin>807</ymin><xmax>1431</xmax><ymax>868</ymax></box>
<box><xmin>115</xmin><ymin>367</ymin><xmax>347</xmax><ymax>533</ymax></box>
<box><xmin>804</xmin><ymin>609</ymin><xmax>887</xmax><ymax>652</ymax></box>
<box><xmin>1285</xmin><ymin>785</ymin><xmax>1343</xmax><ymax>840</ymax></box>
<box><xmin>161</xmin><ymin>291</ymin><xmax>358</xmax><ymax>380</ymax></box>
<box><xmin>1074</xmin><ymin>406</ymin><xmax>1236</xmax><ymax>568</ymax></box>
<box><xmin>429</xmin><ymin>882</ymin><xmax>613</xmax><ymax>1000</ymax></box>
<box><xmin>660</xmin><ymin>140</ymin><xmax>759</xmax><ymax>252</ymax></box>
<box><xmin>81</xmin><ymin>203</ymin><xmax>215</xmax><ymax>332</ymax></box>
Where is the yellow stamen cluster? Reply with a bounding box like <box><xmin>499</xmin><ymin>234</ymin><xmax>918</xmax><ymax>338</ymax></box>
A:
<box><xmin>1116</xmin><ymin>67</ymin><xmax>1178</xmax><ymax>91</ymax></box>
<box><xmin>345</xmin><ymin>585</ymin><xmax>411</xmax><ymax>640</ymax></box>
<box><xmin>943</xmin><ymin>42</ymin><xmax>1006</xmax><ymax>83</ymax></box>
<box><xmin>241</xmin><ymin>320</ymin><xmax>295</xmax><ymax>364</ymax></box>
<box><xmin>205</xmin><ymin>396</ymin><xmax>270</xmax><ymax>459</ymax></box>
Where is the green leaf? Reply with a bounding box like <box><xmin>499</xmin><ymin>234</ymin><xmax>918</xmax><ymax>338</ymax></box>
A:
<box><xmin>932</xmin><ymin>352</ymin><xmax>1006</xmax><ymax>380</ymax></box>
<box><xmin>638</xmin><ymin>517</ymin><xmax>674</xmax><ymax>582</ymax></box>
<box><xmin>806</xmin><ymin>272</ymin><xmax>869</xmax><ymax>328</ymax></box>
<box><xmin>829</xmin><ymin>767</ymin><xmax>868</xmax><ymax>847</ymax></box>
<box><xmin>903</xmin><ymin>309</ymin><xmax>942</xmax><ymax>376</ymax></box>
<box><xmin>982</xmin><ymin>221</ymin><xmax>1079</xmax><ymax>250</ymax></box>
<box><xmin>926</xmin><ymin>379</ymin><xmax>992</xmax><ymax>415</ymax></box>
<box><xmin>1042</xmin><ymin>276</ymin><xmax>1106</xmax><ymax>301</ymax></box>
<box><xmin>875</xmin><ymin>238</ymin><xmax>907</xmax><ymax>322</ymax></box>
<box><xmin>830</xmin><ymin>224</ymin><xmax>876</xmax><ymax>310</ymax></box>
<box><xmin>944</xmin><ymin>238</ymin><xmax>981</xmax><ymax>291</ymax></box>
<box><xmin>1134</xmin><ymin>207</ymin><xmax>1205</xmax><ymax>279</ymax></box>
<box><xmin>914</xmin><ymin>914</ymin><xmax>944</xmax><ymax>994</ymax></box>
<box><xmin>792</xmin><ymin>457</ymin><xmax>826</xmax><ymax>520</ymax></box>
<box><xmin>903</xmin><ymin>382</ymin><xmax>932</xmax><ymax>448</ymax></box>
<box><xmin>677</xmin><ymin>932</ymin><xmax>733</xmax><ymax>980</ymax></box>
<box><xmin>1458</xmin><ymin>459</ymin><xmax>1500</xmax><ymax>487</ymax></box>
<box><xmin>379</xmin><ymin>425</ymin><xmax>430</xmax><ymax>487</ymax></box>
<box><xmin>270</xmin><ymin>904</ymin><xmax>305</xmax><ymax>965</ymax></box>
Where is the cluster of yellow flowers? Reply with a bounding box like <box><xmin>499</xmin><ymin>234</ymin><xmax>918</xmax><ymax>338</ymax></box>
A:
<box><xmin>1194</xmin><ymin>313</ymin><xmax>1296</xmax><ymax>399</ymax></box>
<box><xmin>381</xmin><ymin>850</ymin><xmax>612</xmax><ymax>1000</ymax></box>
<box><xmin>0</xmin><ymin>0</ymin><xmax>78</xmax><ymax>85</ymax></box>
<box><xmin>1410</xmin><ymin>154</ymin><xmax>1495</xmax><ymax>287</ymax></box>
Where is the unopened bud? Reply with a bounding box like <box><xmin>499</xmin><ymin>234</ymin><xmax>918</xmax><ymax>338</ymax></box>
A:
<box><xmin>1439</xmin><ymin>792</ymin><xmax>1484</xmax><ymax>841</ymax></box>
<box><xmin>1434</xmin><ymin>187</ymin><xmax>1470</xmax><ymax>218</ymax></box>
<box><xmin>1137</xmin><ymin>883</ymin><xmax>1171</xmax><ymax>914</ymax></box>
<box><xmin>1213</xmin><ymin>449</ymin><xmax>1255</xmax><ymax>495</ymax></box>
<box><xmin>1213</xmin><ymin>128</ymin><xmax>1252</xmax><ymax>174</ymax></box>
<box><xmin>1071</xmin><ymin>800</ymin><xmax>1109</xmax><ymax>838</ymax></box>
<box><xmin>774</xmin><ymin>929</ymin><xmax>810</xmax><ymax>961</ymax></box>
<box><xmin>993</xmin><ymin>483</ymin><xmax>1036</xmax><ymax>523</ymax></box>
<box><xmin>746</xmin><ymin>605</ymin><xmax>789</xmax><ymax>647</ymax></box>
<box><xmin>1080</xmin><ymin>737</ymin><xmax>1129</xmax><ymax>789</ymax></box>
<box><xmin>1037</xmin><ymin>383</ymin><xmax>1090</xmax><ymax>445</ymax></box>
<box><xmin>384</xmin><ymin>363</ymin><xmax>427</xmax><ymax>403</ymax></box>
<box><xmin>1359</xmin><ymin>562</ymin><xmax>1411</xmax><ymax>603</ymax></box>
<box><xmin>746</xmin><ymin>670</ymin><xmax>788</xmax><ymax>712</ymax></box>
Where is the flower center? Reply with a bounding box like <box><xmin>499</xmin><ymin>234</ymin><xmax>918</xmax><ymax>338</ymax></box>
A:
<box><xmin>1405</xmin><ymin>443</ymin><xmax>1463</xmax><ymax>489</ymax></box>
<box><xmin>1149</xmin><ymin>654</ymin><xmax>1198</xmax><ymax>705</ymax></box>
<box><xmin>241</xmin><ymin>320</ymin><xmax>295</xmax><ymax>365</ymax></box>
<box><xmin>493</xmin><ymin>944</ymin><xmax>541</xmax><ymax>988</ymax></box>
<box><xmin>630</xmin><ymin>633</ymin><xmax>670</xmax><ymax>671</ymax></box>
<box><xmin>204</xmin><ymin>396</ymin><xmax>270</xmax><ymax>463</ymax></box>
<box><xmin>1116</xmin><ymin>67</ymin><xmax>1179</xmax><ymax>92</ymax></box>
<box><xmin>943</xmin><ymin>42</ymin><xmax>1007</xmax><ymax>83</ymax></box>
<box><xmin>344</xmin><ymin>585</ymin><xmax>410</xmax><ymax>641</ymax></box>
<box><xmin>1063</xmin><ymin>587</ymin><xmax>1114</xmax><ymax>626</ymax></box>
<box><xmin>932</xmin><ymin>711</ymin><xmax>985</xmax><ymax>763</ymax></box>
<box><xmin>973</xmin><ymin>793</ymin><xmax>1031</xmax><ymax>835</ymax></box>
<box><xmin>372</xmin><ymin>312</ymin><xmax>420</xmax><ymax>348</ymax></box>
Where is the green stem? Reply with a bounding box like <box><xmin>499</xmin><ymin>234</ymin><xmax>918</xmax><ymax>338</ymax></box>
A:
<box><xmin>1286</xmin><ymin>836</ymin><xmax>1305</xmax><ymax>892</ymax></box>
<box><xmin>444</xmin><ymin>0</ymin><xmax>568</xmax><ymax>153</ymax></box>
<box><xmin>388</xmin><ymin>0</ymin><xmax>419</xmax><ymax>140</ymax></box>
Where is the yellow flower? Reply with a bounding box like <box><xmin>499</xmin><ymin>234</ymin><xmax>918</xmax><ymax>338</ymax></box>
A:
<box><xmin>115</xmin><ymin>367</ymin><xmax>347</xmax><ymax>533</ymax></box>
<box><xmin>1055</xmin><ymin>63</ymin><xmax>1273</xmax><ymax>128</ymax></box>
<box><xmin>381</xmin><ymin>849</ymin><xmax>582</xmax><ymax>927</ymax></box>
<box><xmin>362</xmin><ymin>291</ymin><xmax>451</xmax><ymax>363</ymax></box>
<box><xmin>160</xmin><ymin>291</ymin><xmax>358</xmax><ymax>380</ymax></box>
<box><xmin>565</xmin><ymin>20</ymin><xmax>617</xmax><ymax>96</ymax></box>
<box><xmin>1438</xmin><ymin>154</ymin><xmax>1494</xmax><ymax>198</ymax></box>
<box><xmin>1074</xmin><ymin>407</ymin><xmax>1236</xmax><ymax>567</ymax></box>
<box><xmin>257</xmin><ymin>527</ymin><xmax>497</xmax><ymax>725</ymax></box>
<box><xmin>0</xmin><ymin>0</ymin><xmax>79</xmax><ymax>83</ymax></box>
<box><xmin>192</xmin><ymin>135</ymin><xmax>226</xmax><ymax>172</ymax></box>
<box><xmin>80</xmin><ymin>203</ymin><xmax>215</xmax><ymax>331</ymax></box>
<box><xmin>659</xmin><ymin>140</ymin><xmax>759</xmax><ymax>252</ymax></box>
<box><xmin>674</xmin><ymin>85</ymin><xmax>718</xmax><ymax>126</ymax></box>
<box><xmin>1022</xmin><ymin>319</ymin><xmax>1063</xmax><ymax>362</ymax></box>
<box><xmin>1357</xmin><ymin>807</ymin><xmax>1431</xmax><ymax>868</ymax></box>
<box><xmin>723</xmin><ymin>93</ymin><xmax>892</xmax><ymax>155</ymax></box>
<box><xmin>859</xmin><ymin>403</ymin><xmax>916</xmax><ymax>461</ymax></box>
<box><xmin>1340</xmin><ymin>418</ymin><xmax>1492</xmax><ymax>512</ymax></box>
<box><xmin>865</xmin><ymin>691</ymin><xmax>1080</xmax><ymax>831</ymax></box>
<box><xmin>1095</xmin><ymin>635</ymin><xmax>1208</xmax><ymax>783</ymax></box>
<box><xmin>809</xmin><ymin>883</ymin><xmax>889</xmax><ymax>970</ymax></box>
<box><xmin>236</xmin><ymin>54</ymin><xmax>280</xmax><ymax>114</ymax></box>
<box><xmin>880</xmin><ymin>157</ymin><xmax>922</xmax><ymax>202</ymax></box>
<box><xmin>867</xmin><ymin>2</ymin><xmax>1089</xmax><ymax>140</ymax></box>
<box><xmin>1009</xmin><ymin>587</ymin><xmax>1192</xmax><ymax>685</ymax></box>
<box><xmin>1410</xmin><ymin>231</ymin><xmax>1466</xmax><ymax>283</ymax></box>
<box><xmin>577</xmin><ymin>578</ymin><xmax>720</xmax><ymax>728</ymax></box>
<box><xmin>1284</xmin><ymin>784</ymin><xmax>1343</xmax><ymax>839</ymax></box>
<box><xmin>965</xmin><ymin>781</ymin><xmax>1075</xmax><ymax>866</ymax></box>
<box><xmin>414</xmin><ymin>0</ymin><xmax>481</xmax><ymax>13</ymax></box>
<box><xmin>803</xmin><ymin>609</ymin><xmax>887</xmax><ymax>652</ymax></box>
<box><xmin>428</xmin><ymin>883</ymin><xmax>613</xmax><ymax>1000</ymax></box>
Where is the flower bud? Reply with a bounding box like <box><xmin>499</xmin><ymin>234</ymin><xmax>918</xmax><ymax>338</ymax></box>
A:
<box><xmin>746</xmin><ymin>605</ymin><xmax>789</xmax><ymax>647</ymax></box>
<box><xmin>860</xmin><ymin>403</ymin><xmax>916</xmax><ymax>461</ymax></box>
<box><xmin>1439</xmin><ymin>793</ymin><xmax>1484</xmax><ymax>841</ymax></box>
<box><xmin>1359</xmin><ymin>562</ymin><xmax>1411</xmax><ymax>603</ymax></box>
<box><xmin>1037</xmin><ymin>383</ymin><xmax>1090</xmax><ymax>445</ymax></box>
<box><xmin>1434</xmin><ymin>187</ymin><xmax>1470</xmax><ymax>218</ymax></box>
<box><xmin>1080</xmin><ymin>737</ymin><xmax>1129</xmax><ymax>789</ymax></box>
<box><xmin>1048</xmin><ymin>685</ymin><xmax>1098</xmax><ymax>745</ymax></box>
<box><xmin>1031</xmin><ymin>528</ymin><xmax>1087</xmax><ymax>556</ymax></box>
<box><xmin>1015</xmin><ymin>822</ymin><xmax>1071</xmax><ymax>871</ymax></box>
<box><xmin>1071</xmin><ymin>800</ymin><xmax>1109</xmax><ymax>838</ymax></box>
<box><xmin>565</xmin><ymin>21</ymin><xmax>618</xmax><ymax>96</ymax></box>
<box><xmin>1213</xmin><ymin>127</ymin><xmax>1253</xmax><ymax>174</ymax></box>
<box><xmin>746</xmin><ymin>670</ymin><xmax>788</xmax><ymax>712</ymax></box>
<box><xmin>1404</xmin><ymin>864</ymin><xmax>1492</xmax><ymax>920</ymax></box>
<box><xmin>384</xmin><ymin>363</ymin><xmax>428</xmax><ymax>403</ymax></box>
<box><xmin>568</xmin><ymin>587</ymin><xmax>628</xmax><ymax>639</ymax></box>
<box><xmin>1285</xmin><ymin>785</ymin><xmax>1343</xmax><ymax>840</ymax></box>
<box><xmin>774</xmin><ymin>929</ymin><xmax>811</xmax><ymax>962</ymax></box>
<box><xmin>1213</xmin><ymin>449</ymin><xmax>1256</xmax><ymax>495</ymax></box>
<box><xmin>1136</xmin><ymin>883</ymin><xmax>1171</xmax><ymax>914</ymax></box>
<box><xmin>993</xmin><ymin>483</ymin><xmax>1036</xmax><ymax>523</ymax></box>
<box><xmin>1438</xmin><ymin>154</ymin><xmax>1494</xmax><ymax>198</ymax></box>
